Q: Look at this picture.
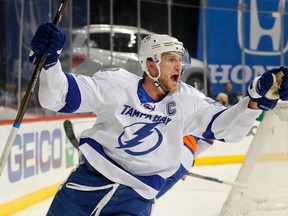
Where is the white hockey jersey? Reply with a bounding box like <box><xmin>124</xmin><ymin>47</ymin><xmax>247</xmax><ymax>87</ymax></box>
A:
<box><xmin>38</xmin><ymin>61</ymin><xmax>261</xmax><ymax>199</ymax></box>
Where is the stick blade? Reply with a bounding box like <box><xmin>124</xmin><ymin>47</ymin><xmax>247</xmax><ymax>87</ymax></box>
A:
<box><xmin>63</xmin><ymin>120</ymin><xmax>79</xmax><ymax>149</ymax></box>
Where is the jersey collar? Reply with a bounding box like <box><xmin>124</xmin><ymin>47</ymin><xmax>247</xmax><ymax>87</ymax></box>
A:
<box><xmin>137</xmin><ymin>79</ymin><xmax>165</xmax><ymax>104</ymax></box>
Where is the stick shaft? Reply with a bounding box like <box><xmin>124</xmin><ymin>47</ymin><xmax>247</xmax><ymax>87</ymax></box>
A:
<box><xmin>0</xmin><ymin>126</ymin><xmax>19</xmax><ymax>174</ymax></box>
<box><xmin>0</xmin><ymin>0</ymin><xmax>69</xmax><ymax>176</ymax></box>
<box><xmin>187</xmin><ymin>172</ymin><xmax>247</xmax><ymax>188</ymax></box>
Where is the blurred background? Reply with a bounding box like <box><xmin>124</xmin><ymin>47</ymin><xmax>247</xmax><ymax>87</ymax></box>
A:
<box><xmin>0</xmin><ymin>0</ymin><xmax>287</xmax><ymax>119</ymax></box>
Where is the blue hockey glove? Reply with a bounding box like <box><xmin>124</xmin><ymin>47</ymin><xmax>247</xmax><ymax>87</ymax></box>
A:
<box><xmin>29</xmin><ymin>22</ymin><xmax>66</xmax><ymax>70</ymax></box>
<box><xmin>278</xmin><ymin>69</ymin><xmax>288</xmax><ymax>101</ymax></box>
<box><xmin>247</xmin><ymin>67</ymin><xmax>288</xmax><ymax>111</ymax></box>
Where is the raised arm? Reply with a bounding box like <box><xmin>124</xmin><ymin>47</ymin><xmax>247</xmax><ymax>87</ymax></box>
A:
<box><xmin>28</xmin><ymin>23</ymin><xmax>102</xmax><ymax>114</ymax></box>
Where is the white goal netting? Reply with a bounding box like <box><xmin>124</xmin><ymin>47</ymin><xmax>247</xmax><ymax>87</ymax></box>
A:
<box><xmin>221</xmin><ymin>102</ymin><xmax>288</xmax><ymax>216</ymax></box>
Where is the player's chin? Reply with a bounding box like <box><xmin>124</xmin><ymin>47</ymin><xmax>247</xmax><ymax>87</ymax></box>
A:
<box><xmin>167</xmin><ymin>83</ymin><xmax>178</xmax><ymax>92</ymax></box>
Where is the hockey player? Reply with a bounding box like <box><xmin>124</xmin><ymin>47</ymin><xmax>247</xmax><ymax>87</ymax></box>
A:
<box><xmin>29</xmin><ymin>23</ymin><xmax>288</xmax><ymax>215</ymax></box>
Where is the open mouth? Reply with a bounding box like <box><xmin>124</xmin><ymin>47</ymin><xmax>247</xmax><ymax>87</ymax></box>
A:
<box><xmin>171</xmin><ymin>74</ymin><xmax>179</xmax><ymax>83</ymax></box>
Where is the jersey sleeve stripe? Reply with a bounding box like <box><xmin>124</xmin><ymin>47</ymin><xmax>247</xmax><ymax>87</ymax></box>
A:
<box><xmin>202</xmin><ymin>109</ymin><xmax>226</xmax><ymax>141</ymax></box>
<box><xmin>58</xmin><ymin>72</ymin><xmax>81</xmax><ymax>113</ymax></box>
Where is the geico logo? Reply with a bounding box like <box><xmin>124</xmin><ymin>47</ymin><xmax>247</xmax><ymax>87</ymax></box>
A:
<box><xmin>7</xmin><ymin>129</ymin><xmax>62</xmax><ymax>183</ymax></box>
<box><xmin>209</xmin><ymin>64</ymin><xmax>278</xmax><ymax>84</ymax></box>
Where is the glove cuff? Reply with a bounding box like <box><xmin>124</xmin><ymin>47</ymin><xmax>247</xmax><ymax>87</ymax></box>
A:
<box><xmin>255</xmin><ymin>97</ymin><xmax>278</xmax><ymax>111</ymax></box>
<box><xmin>247</xmin><ymin>76</ymin><xmax>262</xmax><ymax>100</ymax></box>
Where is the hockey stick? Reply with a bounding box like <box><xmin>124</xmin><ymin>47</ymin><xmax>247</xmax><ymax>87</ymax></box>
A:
<box><xmin>0</xmin><ymin>0</ymin><xmax>69</xmax><ymax>176</ymax></box>
<box><xmin>187</xmin><ymin>172</ymin><xmax>247</xmax><ymax>188</ymax></box>
<box><xmin>63</xmin><ymin>119</ymin><xmax>79</xmax><ymax>149</ymax></box>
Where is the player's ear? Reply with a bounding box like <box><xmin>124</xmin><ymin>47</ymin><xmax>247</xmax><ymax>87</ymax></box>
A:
<box><xmin>146</xmin><ymin>58</ymin><xmax>157</xmax><ymax>74</ymax></box>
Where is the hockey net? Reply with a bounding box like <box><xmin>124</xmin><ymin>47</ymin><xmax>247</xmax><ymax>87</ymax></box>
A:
<box><xmin>221</xmin><ymin>102</ymin><xmax>288</xmax><ymax>216</ymax></box>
